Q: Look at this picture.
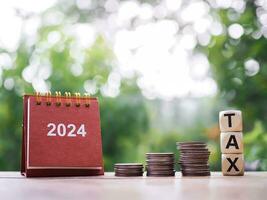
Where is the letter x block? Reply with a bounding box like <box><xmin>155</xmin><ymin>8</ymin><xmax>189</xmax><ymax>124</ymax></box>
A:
<box><xmin>219</xmin><ymin>110</ymin><xmax>242</xmax><ymax>132</ymax></box>
<box><xmin>220</xmin><ymin>132</ymin><xmax>243</xmax><ymax>154</ymax></box>
<box><xmin>222</xmin><ymin>154</ymin><xmax>244</xmax><ymax>176</ymax></box>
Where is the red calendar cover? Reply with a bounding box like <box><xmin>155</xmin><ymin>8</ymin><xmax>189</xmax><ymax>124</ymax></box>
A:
<box><xmin>21</xmin><ymin>93</ymin><xmax>104</xmax><ymax>177</ymax></box>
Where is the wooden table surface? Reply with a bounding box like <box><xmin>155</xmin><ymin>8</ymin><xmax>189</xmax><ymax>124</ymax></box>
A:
<box><xmin>0</xmin><ymin>172</ymin><xmax>266</xmax><ymax>200</ymax></box>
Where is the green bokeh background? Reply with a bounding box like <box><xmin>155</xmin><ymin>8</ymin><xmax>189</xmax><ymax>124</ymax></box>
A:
<box><xmin>0</xmin><ymin>0</ymin><xmax>266</xmax><ymax>171</ymax></box>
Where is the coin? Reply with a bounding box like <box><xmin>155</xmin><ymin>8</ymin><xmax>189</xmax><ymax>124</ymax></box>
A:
<box><xmin>146</xmin><ymin>152</ymin><xmax>175</xmax><ymax>177</ymax></box>
<box><xmin>177</xmin><ymin>141</ymin><xmax>210</xmax><ymax>177</ymax></box>
<box><xmin>114</xmin><ymin>163</ymin><xmax>144</xmax><ymax>177</ymax></box>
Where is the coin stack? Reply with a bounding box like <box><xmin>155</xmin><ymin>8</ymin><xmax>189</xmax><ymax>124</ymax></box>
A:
<box><xmin>146</xmin><ymin>153</ymin><xmax>175</xmax><ymax>177</ymax></box>
<box><xmin>177</xmin><ymin>142</ymin><xmax>211</xmax><ymax>176</ymax></box>
<box><xmin>114</xmin><ymin>163</ymin><xmax>143</xmax><ymax>177</ymax></box>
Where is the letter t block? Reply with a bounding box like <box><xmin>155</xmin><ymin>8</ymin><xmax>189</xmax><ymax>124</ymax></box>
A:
<box><xmin>219</xmin><ymin>110</ymin><xmax>243</xmax><ymax>132</ymax></box>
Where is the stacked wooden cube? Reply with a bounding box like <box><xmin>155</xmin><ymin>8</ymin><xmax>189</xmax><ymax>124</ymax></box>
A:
<box><xmin>219</xmin><ymin>110</ymin><xmax>244</xmax><ymax>176</ymax></box>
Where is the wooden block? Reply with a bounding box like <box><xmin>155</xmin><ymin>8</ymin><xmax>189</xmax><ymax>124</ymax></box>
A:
<box><xmin>219</xmin><ymin>110</ymin><xmax>242</xmax><ymax>132</ymax></box>
<box><xmin>222</xmin><ymin>154</ymin><xmax>244</xmax><ymax>176</ymax></box>
<box><xmin>220</xmin><ymin>132</ymin><xmax>243</xmax><ymax>154</ymax></box>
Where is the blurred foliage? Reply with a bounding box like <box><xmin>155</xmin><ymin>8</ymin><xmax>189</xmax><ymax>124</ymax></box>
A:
<box><xmin>0</xmin><ymin>0</ymin><xmax>266</xmax><ymax>172</ymax></box>
<box><xmin>0</xmin><ymin>35</ymin><xmax>149</xmax><ymax>171</ymax></box>
<box><xmin>207</xmin><ymin>1</ymin><xmax>267</xmax><ymax>169</ymax></box>
<box><xmin>244</xmin><ymin>122</ymin><xmax>267</xmax><ymax>170</ymax></box>
<box><xmin>100</xmin><ymin>95</ymin><xmax>149</xmax><ymax>169</ymax></box>
<box><xmin>208</xmin><ymin>2</ymin><xmax>267</xmax><ymax>130</ymax></box>
<box><xmin>0</xmin><ymin>1</ymin><xmax>150</xmax><ymax>170</ymax></box>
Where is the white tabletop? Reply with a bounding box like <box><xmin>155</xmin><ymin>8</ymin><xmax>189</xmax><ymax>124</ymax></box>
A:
<box><xmin>0</xmin><ymin>172</ymin><xmax>266</xmax><ymax>200</ymax></box>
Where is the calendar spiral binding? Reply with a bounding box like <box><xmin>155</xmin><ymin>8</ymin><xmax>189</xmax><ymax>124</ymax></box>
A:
<box><xmin>35</xmin><ymin>91</ymin><xmax>91</xmax><ymax>107</ymax></box>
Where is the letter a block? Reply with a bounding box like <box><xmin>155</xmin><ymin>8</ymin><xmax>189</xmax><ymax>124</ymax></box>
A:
<box><xmin>220</xmin><ymin>132</ymin><xmax>243</xmax><ymax>154</ymax></box>
<box><xmin>219</xmin><ymin>110</ymin><xmax>242</xmax><ymax>132</ymax></box>
<box><xmin>222</xmin><ymin>154</ymin><xmax>244</xmax><ymax>176</ymax></box>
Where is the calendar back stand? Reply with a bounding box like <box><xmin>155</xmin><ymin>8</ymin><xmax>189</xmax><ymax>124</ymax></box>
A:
<box><xmin>21</xmin><ymin>93</ymin><xmax>104</xmax><ymax>177</ymax></box>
